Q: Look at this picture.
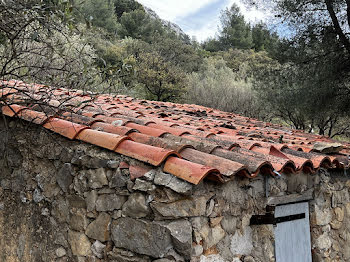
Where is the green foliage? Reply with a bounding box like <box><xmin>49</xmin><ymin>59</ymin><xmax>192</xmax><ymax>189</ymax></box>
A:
<box><xmin>202</xmin><ymin>38</ymin><xmax>223</xmax><ymax>52</ymax></box>
<box><xmin>0</xmin><ymin>0</ymin><xmax>102</xmax><ymax>91</ymax></box>
<box><xmin>135</xmin><ymin>52</ymin><xmax>186</xmax><ymax>102</ymax></box>
<box><xmin>251</xmin><ymin>23</ymin><xmax>279</xmax><ymax>52</ymax></box>
<box><xmin>118</xmin><ymin>9</ymin><xmax>165</xmax><ymax>41</ymax></box>
<box><xmin>150</xmin><ymin>35</ymin><xmax>203</xmax><ymax>73</ymax></box>
<box><xmin>77</xmin><ymin>0</ymin><xmax>119</xmax><ymax>34</ymax></box>
<box><xmin>203</xmin><ymin>4</ymin><xmax>279</xmax><ymax>53</ymax></box>
<box><xmin>219</xmin><ymin>4</ymin><xmax>253</xmax><ymax>50</ymax></box>
<box><xmin>113</xmin><ymin>0</ymin><xmax>143</xmax><ymax>18</ymax></box>
<box><xmin>244</xmin><ymin>0</ymin><xmax>350</xmax><ymax>137</ymax></box>
<box><xmin>186</xmin><ymin>57</ymin><xmax>264</xmax><ymax>118</ymax></box>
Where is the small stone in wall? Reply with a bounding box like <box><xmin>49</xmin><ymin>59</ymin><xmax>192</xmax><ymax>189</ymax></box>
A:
<box><xmin>330</xmin><ymin>220</ymin><xmax>342</xmax><ymax>230</ymax></box>
<box><xmin>230</xmin><ymin>227</ymin><xmax>253</xmax><ymax>256</ymax></box>
<box><xmin>206</xmin><ymin>224</ymin><xmax>226</xmax><ymax>250</ymax></box>
<box><xmin>221</xmin><ymin>216</ymin><xmax>237</xmax><ymax>234</ymax></box>
<box><xmin>87</xmin><ymin>168</ymin><xmax>108</xmax><ymax>189</ymax></box>
<box><xmin>334</xmin><ymin>207</ymin><xmax>344</xmax><ymax>222</ymax></box>
<box><xmin>57</xmin><ymin>163</ymin><xmax>74</xmax><ymax>193</ymax></box>
<box><xmin>154</xmin><ymin>171</ymin><xmax>192</xmax><ymax>195</ymax></box>
<box><xmin>70</xmin><ymin>209</ymin><xmax>89</xmax><ymax>232</ymax></box>
<box><xmin>210</xmin><ymin>217</ymin><xmax>223</xmax><ymax>228</ymax></box>
<box><xmin>33</xmin><ymin>188</ymin><xmax>44</xmax><ymax>203</ymax></box>
<box><xmin>85</xmin><ymin>190</ymin><xmax>98</xmax><ymax>212</ymax></box>
<box><xmin>108</xmin><ymin>247</ymin><xmax>151</xmax><ymax>262</ymax></box>
<box><xmin>206</xmin><ymin>199</ymin><xmax>215</xmax><ymax>217</ymax></box>
<box><xmin>133</xmin><ymin>179</ymin><xmax>156</xmax><ymax>192</ymax></box>
<box><xmin>68</xmin><ymin>195</ymin><xmax>87</xmax><ymax>209</ymax></box>
<box><xmin>162</xmin><ymin>220</ymin><xmax>192</xmax><ymax>259</ymax></box>
<box><xmin>193</xmin><ymin>244</ymin><xmax>204</xmax><ymax>257</ymax></box>
<box><xmin>122</xmin><ymin>193</ymin><xmax>149</xmax><ymax>218</ymax></box>
<box><xmin>243</xmin><ymin>256</ymin><xmax>255</xmax><ymax>262</ymax></box>
<box><xmin>151</xmin><ymin>196</ymin><xmax>207</xmax><ymax>218</ymax></box>
<box><xmin>55</xmin><ymin>247</ymin><xmax>67</xmax><ymax>258</ymax></box>
<box><xmin>332</xmin><ymin>189</ymin><xmax>350</xmax><ymax>206</ymax></box>
<box><xmin>91</xmin><ymin>240</ymin><xmax>106</xmax><ymax>258</ymax></box>
<box><xmin>107</xmin><ymin>160</ymin><xmax>119</xmax><ymax>169</ymax></box>
<box><xmin>315</xmin><ymin>232</ymin><xmax>332</xmax><ymax>250</ymax></box>
<box><xmin>313</xmin><ymin>205</ymin><xmax>332</xmax><ymax>226</ymax></box>
<box><xmin>199</xmin><ymin>254</ymin><xmax>228</xmax><ymax>262</ymax></box>
<box><xmin>68</xmin><ymin>230</ymin><xmax>92</xmax><ymax>257</ymax></box>
<box><xmin>109</xmin><ymin>169</ymin><xmax>128</xmax><ymax>188</ymax></box>
<box><xmin>85</xmin><ymin>212</ymin><xmax>111</xmax><ymax>242</ymax></box>
<box><xmin>95</xmin><ymin>194</ymin><xmax>127</xmax><ymax>212</ymax></box>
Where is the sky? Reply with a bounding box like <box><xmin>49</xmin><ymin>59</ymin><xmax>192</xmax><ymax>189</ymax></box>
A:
<box><xmin>137</xmin><ymin>0</ymin><xmax>266</xmax><ymax>42</ymax></box>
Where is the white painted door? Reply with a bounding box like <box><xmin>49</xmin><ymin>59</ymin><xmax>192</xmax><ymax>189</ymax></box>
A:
<box><xmin>274</xmin><ymin>202</ymin><xmax>312</xmax><ymax>262</ymax></box>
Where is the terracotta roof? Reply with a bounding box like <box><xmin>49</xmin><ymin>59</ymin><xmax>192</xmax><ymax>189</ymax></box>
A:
<box><xmin>1</xmin><ymin>80</ymin><xmax>349</xmax><ymax>185</ymax></box>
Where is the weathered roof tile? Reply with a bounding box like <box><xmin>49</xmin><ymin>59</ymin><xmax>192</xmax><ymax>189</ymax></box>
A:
<box><xmin>1</xmin><ymin>80</ymin><xmax>349</xmax><ymax>185</ymax></box>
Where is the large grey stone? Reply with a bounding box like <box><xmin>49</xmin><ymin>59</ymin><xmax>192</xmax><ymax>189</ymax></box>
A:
<box><xmin>68</xmin><ymin>230</ymin><xmax>92</xmax><ymax>257</ymax></box>
<box><xmin>96</xmin><ymin>194</ymin><xmax>127</xmax><ymax>212</ymax></box>
<box><xmin>163</xmin><ymin>220</ymin><xmax>192</xmax><ymax>259</ymax></box>
<box><xmin>111</xmin><ymin>217</ymin><xmax>172</xmax><ymax>258</ymax></box>
<box><xmin>154</xmin><ymin>172</ymin><xmax>192</xmax><ymax>195</ymax></box>
<box><xmin>87</xmin><ymin>168</ymin><xmax>108</xmax><ymax>189</ymax></box>
<box><xmin>151</xmin><ymin>196</ymin><xmax>207</xmax><ymax>218</ymax></box>
<box><xmin>122</xmin><ymin>193</ymin><xmax>149</xmax><ymax>218</ymax></box>
<box><xmin>85</xmin><ymin>212</ymin><xmax>111</xmax><ymax>242</ymax></box>
<box><xmin>57</xmin><ymin>163</ymin><xmax>74</xmax><ymax>192</ymax></box>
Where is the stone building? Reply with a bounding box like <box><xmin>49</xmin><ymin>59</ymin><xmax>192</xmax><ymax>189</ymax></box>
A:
<box><xmin>0</xmin><ymin>80</ymin><xmax>350</xmax><ymax>262</ymax></box>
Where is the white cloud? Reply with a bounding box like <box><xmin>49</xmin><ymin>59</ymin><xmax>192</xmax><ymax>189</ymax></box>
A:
<box><xmin>137</xmin><ymin>0</ymin><xmax>218</xmax><ymax>21</ymax></box>
<box><xmin>137</xmin><ymin>0</ymin><xmax>267</xmax><ymax>42</ymax></box>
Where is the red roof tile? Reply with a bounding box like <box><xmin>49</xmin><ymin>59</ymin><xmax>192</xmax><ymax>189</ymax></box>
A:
<box><xmin>43</xmin><ymin>118</ymin><xmax>89</xmax><ymax>139</ymax></box>
<box><xmin>115</xmin><ymin>140</ymin><xmax>179</xmax><ymax>166</ymax></box>
<box><xmin>163</xmin><ymin>156</ymin><xmax>221</xmax><ymax>184</ymax></box>
<box><xmin>76</xmin><ymin>129</ymin><xmax>129</xmax><ymax>151</ymax></box>
<box><xmin>1</xmin><ymin>80</ymin><xmax>349</xmax><ymax>185</ymax></box>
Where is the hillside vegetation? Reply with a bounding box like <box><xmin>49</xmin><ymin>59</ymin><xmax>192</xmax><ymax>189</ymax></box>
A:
<box><xmin>0</xmin><ymin>0</ymin><xmax>349</xmax><ymax>139</ymax></box>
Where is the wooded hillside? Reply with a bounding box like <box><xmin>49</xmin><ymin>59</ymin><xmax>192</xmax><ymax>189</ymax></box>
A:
<box><xmin>0</xmin><ymin>0</ymin><xmax>349</xmax><ymax>139</ymax></box>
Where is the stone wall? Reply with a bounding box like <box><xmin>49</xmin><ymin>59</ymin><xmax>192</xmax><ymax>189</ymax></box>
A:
<box><xmin>0</xmin><ymin>116</ymin><xmax>350</xmax><ymax>262</ymax></box>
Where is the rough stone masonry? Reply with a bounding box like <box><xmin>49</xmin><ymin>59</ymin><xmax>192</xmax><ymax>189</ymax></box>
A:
<box><xmin>1</xmin><ymin>116</ymin><xmax>350</xmax><ymax>262</ymax></box>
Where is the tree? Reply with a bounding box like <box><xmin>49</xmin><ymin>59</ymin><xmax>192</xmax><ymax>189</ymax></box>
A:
<box><xmin>0</xmin><ymin>0</ymin><xmax>117</xmax><ymax>102</ymax></box>
<box><xmin>186</xmin><ymin>57</ymin><xmax>264</xmax><ymax>118</ymax></box>
<box><xmin>150</xmin><ymin>35</ymin><xmax>203</xmax><ymax>73</ymax></box>
<box><xmin>135</xmin><ymin>52</ymin><xmax>186</xmax><ymax>102</ymax></box>
<box><xmin>118</xmin><ymin>9</ymin><xmax>165</xmax><ymax>42</ymax></box>
<box><xmin>242</xmin><ymin>0</ymin><xmax>350</xmax><ymax>137</ymax></box>
<box><xmin>251</xmin><ymin>23</ymin><xmax>279</xmax><ymax>52</ymax></box>
<box><xmin>76</xmin><ymin>0</ymin><xmax>119</xmax><ymax>34</ymax></box>
<box><xmin>219</xmin><ymin>4</ymin><xmax>253</xmax><ymax>50</ymax></box>
<box><xmin>113</xmin><ymin>0</ymin><xmax>143</xmax><ymax>18</ymax></box>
